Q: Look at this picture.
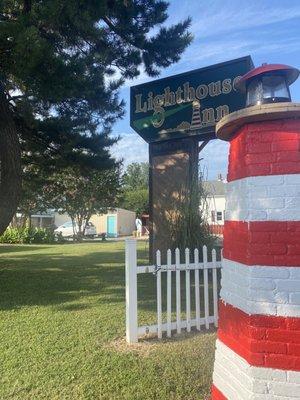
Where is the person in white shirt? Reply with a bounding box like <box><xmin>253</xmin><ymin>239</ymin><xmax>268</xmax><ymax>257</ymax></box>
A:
<box><xmin>135</xmin><ymin>217</ymin><xmax>142</xmax><ymax>237</ymax></box>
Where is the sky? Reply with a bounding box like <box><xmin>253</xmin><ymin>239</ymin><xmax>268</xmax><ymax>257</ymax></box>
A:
<box><xmin>111</xmin><ymin>0</ymin><xmax>300</xmax><ymax>180</ymax></box>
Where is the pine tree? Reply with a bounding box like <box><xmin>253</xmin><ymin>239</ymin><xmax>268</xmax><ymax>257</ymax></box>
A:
<box><xmin>0</xmin><ymin>0</ymin><xmax>192</xmax><ymax>234</ymax></box>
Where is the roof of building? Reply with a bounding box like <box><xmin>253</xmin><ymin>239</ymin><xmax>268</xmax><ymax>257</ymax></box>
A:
<box><xmin>202</xmin><ymin>180</ymin><xmax>226</xmax><ymax>196</ymax></box>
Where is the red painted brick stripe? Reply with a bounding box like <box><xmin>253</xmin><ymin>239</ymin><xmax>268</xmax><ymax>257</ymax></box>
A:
<box><xmin>218</xmin><ymin>301</ymin><xmax>300</xmax><ymax>371</ymax></box>
<box><xmin>211</xmin><ymin>384</ymin><xmax>227</xmax><ymax>400</ymax></box>
<box><xmin>227</xmin><ymin>120</ymin><xmax>300</xmax><ymax>182</ymax></box>
<box><xmin>223</xmin><ymin>220</ymin><xmax>300</xmax><ymax>266</ymax></box>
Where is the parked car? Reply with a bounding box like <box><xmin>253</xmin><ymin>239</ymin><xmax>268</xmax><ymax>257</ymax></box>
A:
<box><xmin>54</xmin><ymin>221</ymin><xmax>97</xmax><ymax>238</ymax></box>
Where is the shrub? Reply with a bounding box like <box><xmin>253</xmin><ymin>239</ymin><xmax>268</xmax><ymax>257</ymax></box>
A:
<box><xmin>0</xmin><ymin>227</ymin><xmax>64</xmax><ymax>244</ymax></box>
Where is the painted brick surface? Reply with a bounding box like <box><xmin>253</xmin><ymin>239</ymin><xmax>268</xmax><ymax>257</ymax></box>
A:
<box><xmin>226</xmin><ymin>175</ymin><xmax>300</xmax><ymax>222</ymax></box>
<box><xmin>223</xmin><ymin>220</ymin><xmax>300</xmax><ymax>266</ymax></box>
<box><xmin>212</xmin><ymin>340</ymin><xmax>300</xmax><ymax>400</ymax></box>
<box><xmin>220</xmin><ymin>259</ymin><xmax>300</xmax><ymax>317</ymax></box>
<box><xmin>211</xmin><ymin>385</ymin><xmax>227</xmax><ymax>400</ymax></box>
<box><xmin>217</xmin><ymin>301</ymin><xmax>300</xmax><ymax>371</ymax></box>
<box><xmin>227</xmin><ymin>120</ymin><xmax>300</xmax><ymax>182</ymax></box>
<box><xmin>212</xmin><ymin>116</ymin><xmax>300</xmax><ymax>399</ymax></box>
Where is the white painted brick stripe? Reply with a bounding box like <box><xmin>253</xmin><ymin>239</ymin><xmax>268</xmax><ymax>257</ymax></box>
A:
<box><xmin>220</xmin><ymin>258</ymin><xmax>300</xmax><ymax>317</ymax></box>
<box><xmin>213</xmin><ymin>340</ymin><xmax>300</xmax><ymax>400</ymax></box>
<box><xmin>225</xmin><ymin>174</ymin><xmax>300</xmax><ymax>222</ymax></box>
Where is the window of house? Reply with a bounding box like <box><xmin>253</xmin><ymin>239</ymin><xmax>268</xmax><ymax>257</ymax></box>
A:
<box><xmin>217</xmin><ymin>211</ymin><xmax>223</xmax><ymax>221</ymax></box>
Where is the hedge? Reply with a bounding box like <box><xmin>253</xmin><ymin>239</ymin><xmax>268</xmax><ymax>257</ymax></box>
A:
<box><xmin>0</xmin><ymin>227</ymin><xmax>65</xmax><ymax>244</ymax></box>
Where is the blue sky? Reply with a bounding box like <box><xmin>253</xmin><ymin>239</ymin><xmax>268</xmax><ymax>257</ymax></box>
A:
<box><xmin>111</xmin><ymin>0</ymin><xmax>300</xmax><ymax>179</ymax></box>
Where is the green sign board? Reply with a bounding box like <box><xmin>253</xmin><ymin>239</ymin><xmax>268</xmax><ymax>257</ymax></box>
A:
<box><xmin>130</xmin><ymin>56</ymin><xmax>254</xmax><ymax>143</ymax></box>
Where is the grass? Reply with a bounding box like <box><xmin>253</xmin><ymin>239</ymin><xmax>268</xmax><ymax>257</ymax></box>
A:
<box><xmin>0</xmin><ymin>241</ymin><xmax>216</xmax><ymax>400</ymax></box>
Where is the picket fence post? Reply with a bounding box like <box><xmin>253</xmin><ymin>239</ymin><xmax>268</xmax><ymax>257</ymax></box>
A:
<box><xmin>125</xmin><ymin>239</ymin><xmax>138</xmax><ymax>344</ymax></box>
<box><xmin>125</xmin><ymin>242</ymin><xmax>222</xmax><ymax>342</ymax></box>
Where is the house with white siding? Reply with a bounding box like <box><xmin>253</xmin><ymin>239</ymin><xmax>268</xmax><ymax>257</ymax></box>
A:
<box><xmin>202</xmin><ymin>177</ymin><xmax>226</xmax><ymax>236</ymax></box>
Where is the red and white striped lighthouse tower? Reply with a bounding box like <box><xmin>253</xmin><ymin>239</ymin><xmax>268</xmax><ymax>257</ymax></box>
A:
<box><xmin>211</xmin><ymin>64</ymin><xmax>300</xmax><ymax>399</ymax></box>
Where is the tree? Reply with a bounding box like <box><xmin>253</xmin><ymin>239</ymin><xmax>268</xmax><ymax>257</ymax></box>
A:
<box><xmin>122</xmin><ymin>188</ymin><xmax>149</xmax><ymax>215</ymax></box>
<box><xmin>157</xmin><ymin>162</ymin><xmax>215</xmax><ymax>258</ymax></box>
<box><xmin>123</xmin><ymin>162</ymin><xmax>149</xmax><ymax>189</ymax></box>
<box><xmin>120</xmin><ymin>162</ymin><xmax>149</xmax><ymax>214</ymax></box>
<box><xmin>44</xmin><ymin>166</ymin><xmax>121</xmax><ymax>238</ymax></box>
<box><xmin>0</xmin><ymin>88</ymin><xmax>21</xmax><ymax>234</ymax></box>
<box><xmin>166</xmin><ymin>170</ymin><xmax>214</xmax><ymax>253</ymax></box>
<box><xmin>0</xmin><ymin>1</ymin><xmax>192</xmax><ymax>234</ymax></box>
<box><xmin>12</xmin><ymin>165</ymin><xmax>47</xmax><ymax>228</ymax></box>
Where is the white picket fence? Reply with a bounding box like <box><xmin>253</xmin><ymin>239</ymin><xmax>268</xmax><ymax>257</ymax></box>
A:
<box><xmin>125</xmin><ymin>239</ymin><xmax>222</xmax><ymax>344</ymax></box>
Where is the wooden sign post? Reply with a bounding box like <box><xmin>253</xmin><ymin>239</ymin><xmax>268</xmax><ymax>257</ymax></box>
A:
<box><xmin>130</xmin><ymin>56</ymin><xmax>253</xmax><ymax>260</ymax></box>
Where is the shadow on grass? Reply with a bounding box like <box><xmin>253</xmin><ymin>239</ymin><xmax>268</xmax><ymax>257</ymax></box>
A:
<box><xmin>0</xmin><ymin>248</ymin><xmax>129</xmax><ymax>310</ymax></box>
<box><xmin>0</xmin><ymin>243</ymin><xmax>220</xmax><ymax>330</ymax></box>
<box><xmin>0</xmin><ymin>245</ymin><xmax>51</xmax><ymax>254</ymax></box>
<box><xmin>0</xmin><ymin>244</ymin><xmax>151</xmax><ymax>311</ymax></box>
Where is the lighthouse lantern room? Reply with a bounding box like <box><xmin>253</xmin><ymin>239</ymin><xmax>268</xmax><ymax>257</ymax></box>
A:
<box><xmin>236</xmin><ymin>63</ymin><xmax>299</xmax><ymax>107</ymax></box>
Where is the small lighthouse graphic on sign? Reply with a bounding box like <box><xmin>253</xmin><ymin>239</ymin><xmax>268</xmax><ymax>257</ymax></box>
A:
<box><xmin>190</xmin><ymin>100</ymin><xmax>202</xmax><ymax>130</ymax></box>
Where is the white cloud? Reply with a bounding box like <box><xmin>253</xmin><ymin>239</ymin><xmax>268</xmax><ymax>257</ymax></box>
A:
<box><xmin>121</xmin><ymin>68</ymin><xmax>152</xmax><ymax>88</ymax></box>
<box><xmin>175</xmin><ymin>38</ymin><xmax>300</xmax><ymax>75</ymax></box>
<box><xmin>112</xmin><ymin>0</ymin><xmax>300</xmax><ymax>178</ymax></box>
<box><xmin>200</xmin><ymin>140</ymin><xmax>230</xmax><ymax>180</ymax></box>
<box><xmin>112</xmin><ymin>131</ymin><xmax>229</xmax><ymax>180</ymax></box>
<box><xmin>111</xmin><ymin>132</ymin><xmax>148</xmax><ymax>168</ymax></box>
<box><xmin>123</xmin><ymin>2</ymin><xmax>300</xmax><ymax>90</ymax></box>
<box><xmin>191</xmin><ymin>1</ymin><xmax>300</xmax><ymax>38</ymax></box>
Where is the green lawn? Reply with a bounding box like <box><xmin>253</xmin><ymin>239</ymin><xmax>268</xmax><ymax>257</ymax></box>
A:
<box><xmin>0</xmin><ymin>241</ymin><xmax>216</xmax><ymax>400</ymax></box>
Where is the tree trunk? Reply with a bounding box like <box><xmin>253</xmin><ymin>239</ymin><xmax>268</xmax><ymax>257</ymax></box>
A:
<box><xmin>26</xmin><ymin>213</ymin><xmax>31</xmax><ymax>228</ymax></box>
<box><xmin>0</xmin><ymin>88</ymin><xmax>22</xmax><ymax>235</ymax></box>
<box><xmin>77</xmin><ymin>217</ymin><xmax>83</xmax><ymax>242</ymax></box>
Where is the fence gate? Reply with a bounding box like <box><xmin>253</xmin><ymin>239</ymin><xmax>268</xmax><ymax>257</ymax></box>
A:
<box><xmin>125</xmin><ymin>239</ymin><xmax>222</xmax><ymax>344</ymax></box>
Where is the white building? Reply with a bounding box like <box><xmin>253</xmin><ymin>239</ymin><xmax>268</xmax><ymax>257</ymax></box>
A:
<box><xmin>90</xmin><ymin>208</ymin><xmax>136</xmax><ymax>237</ymax></box>
<box><xmin>202</xmin><ymin>178</ymin><xmax>226</xmax><ymax>236</ymax></box>
<box><xmin>55</xmin><ymin>208</ymin><xmax>136</xmax><ymax>237</ymax></box>
<box><xmin>13</xmin><ymin>208</ymin><xmax>136</xmax><ymax>238</ymax></box>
